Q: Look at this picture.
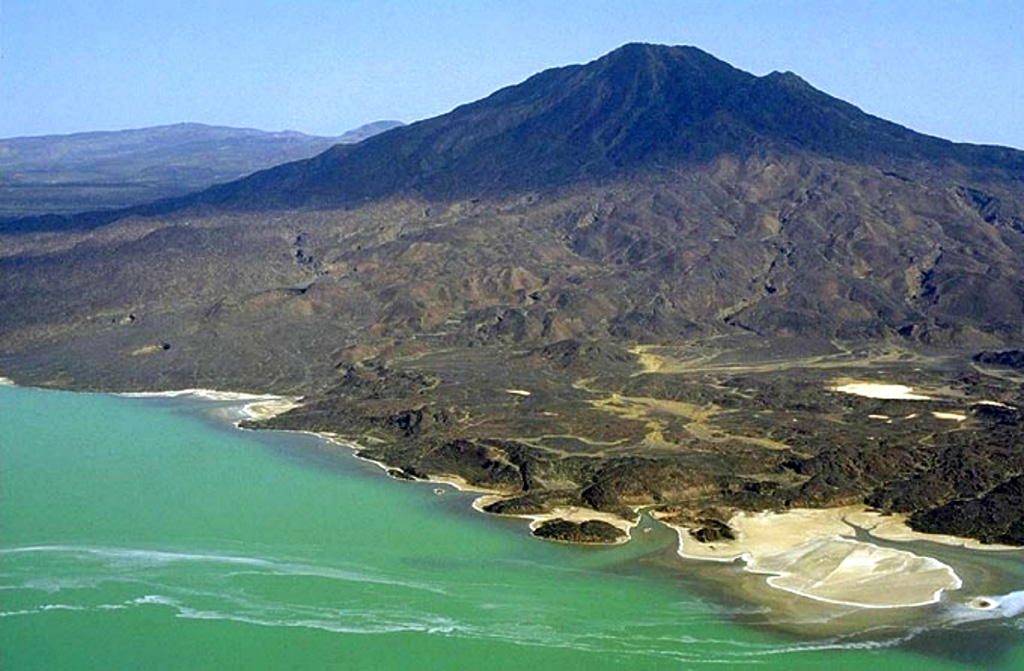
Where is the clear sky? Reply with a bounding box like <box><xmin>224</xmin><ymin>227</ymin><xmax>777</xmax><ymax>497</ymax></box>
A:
<box><xmin>2</xmin><ymin>0</ymin><xmax>1021</xmax><ymax>148</ymax></box>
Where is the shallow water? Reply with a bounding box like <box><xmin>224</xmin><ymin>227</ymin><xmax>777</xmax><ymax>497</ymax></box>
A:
<box><xmin>1</xmin><ymin>385</ymin><xmax>1022</xmax><ymax>670</ymax></box>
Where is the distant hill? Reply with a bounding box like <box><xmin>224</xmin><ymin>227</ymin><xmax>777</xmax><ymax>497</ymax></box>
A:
<box><xmin>0</xmin><ymin>120</ymin><xmax>404</xmax><ymax>218</ymax></box>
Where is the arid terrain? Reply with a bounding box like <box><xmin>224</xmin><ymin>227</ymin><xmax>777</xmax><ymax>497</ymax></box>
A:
<box><xmin>2</xmin><ymin>44</ymin><xmax>1022</xmax><ymax>546</ymax></box>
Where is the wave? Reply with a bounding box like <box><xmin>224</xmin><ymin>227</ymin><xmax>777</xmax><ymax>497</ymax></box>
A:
<box><xmin>0</xmin><ymin>593</ymin><xmax>911</xmax><ymax>659</ymax></box>
<box><xmin>0</xmin><ymin>544</ymin><xmax>446</xmax><ymax>595</ymax></box>
<box><xmin>0</xmin><ymin>603</ymin><xmax>88</xmax><ymax>618</ymax></box>
<box><xmin>3</xmin><ymin>544</ymin><xmax>1020</xmax><ymax>664</ymax></box>
<box><xmin>1</xmin><ymin>544</ymin><xmax>273</xmax><ymax>566</ymax></box>
<box><xmin>0</xmin><ymin>588</ymin><xmax>1011</xmax><ymax>665</ymax></box>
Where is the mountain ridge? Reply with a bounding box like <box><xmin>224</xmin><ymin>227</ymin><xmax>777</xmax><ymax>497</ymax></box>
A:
<box><xmin>0</xmin><ymin>120</ymin><xmax>405</xmax><ymax>219</ymax></box>
<box><xmin>4</xmin><ymin>44</ymin><xmax>1020</xmax><ymax>232</ymax></box>
<box><xmin>183</xmin><ymin>42</ymin><xmax>1020</xmax><ymax>210</ymax></box>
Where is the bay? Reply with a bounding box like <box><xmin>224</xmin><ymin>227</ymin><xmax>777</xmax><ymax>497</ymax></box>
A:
<box><xmin>1</xmin><ymin>385</ymin><xmax>1022</xmax><ymax>670</ymax></box>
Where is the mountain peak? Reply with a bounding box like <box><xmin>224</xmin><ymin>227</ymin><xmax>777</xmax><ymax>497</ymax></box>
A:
<box><xmin>599</xmin><ymin>42</ymin><xmax>726</xmax><ymax>65</ymax></box>
<box><xmin>19</xmin><ymin>43</ymin><xmax>1021</xmax><ymax>226</ymax></box>
<box><xmin>195</xmin><ymin>42</ymin><xmax>1015</xmax><ymax>210</ymax></box>
<box><xmin>762</xmin><ymin>70</ymin><xmax>812</xmax><ymax>89</ymax></box>
<box><xmin>588</xmin><ymin>42</ymin><xmax>747</xmax><ymax>87</ymax></box>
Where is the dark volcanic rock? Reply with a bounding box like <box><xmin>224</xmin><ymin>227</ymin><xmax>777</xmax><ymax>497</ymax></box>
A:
<box><xmin>519</xmin><ymin>339</ymin><xmax>635</xmax><ymax>371</ymax></box>
<box><xmin>909</xmin><ymin>475</ymin><xmax>1024</xmax><ymax>546</ymax></box>
<box><xmin>974</xmin><ymin>350</ymin><xmax>1024</xmax><ymax>369</ymax></box>
<box><xmin>531</xmin><ymin>519</ymin><xmax>626</xmax><ymax>544</ymax></box>
<box><xmin>180</xmin><ymin>44</ymin><xmax>1023</xmax><ymax>211</ymax></box>
<box><xmin>689</xmin><ymin>519</ymin><xmax>736</xmax><ymax>543</ymax></box>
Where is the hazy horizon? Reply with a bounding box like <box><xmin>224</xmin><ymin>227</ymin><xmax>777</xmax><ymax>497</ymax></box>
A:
<box><xmin>2</xmin><ymin>0</ymin><xmax>1022</xmax><ymax>149</ymax></box>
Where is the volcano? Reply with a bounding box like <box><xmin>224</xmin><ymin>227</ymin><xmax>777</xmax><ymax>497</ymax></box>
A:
<box><xmin>2</xmin><ymin>44</ymin><xmax>1023</xmax><ymax>545</ymax></box>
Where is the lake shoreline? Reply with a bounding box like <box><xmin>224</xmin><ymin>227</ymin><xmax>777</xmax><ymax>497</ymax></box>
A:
<box><xmin>6</xmin><ymin>379</ymin><xmax>1023</xmax><ymax>615</ymax></box>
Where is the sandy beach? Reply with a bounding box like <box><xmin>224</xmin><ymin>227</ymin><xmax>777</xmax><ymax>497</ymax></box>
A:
<box><xmin>117</xmin><ymin>388</ymin><xmax>302</xmax><ymax>424</ymax></box>
<box><xmin>0</xmin><ymin>376</ymin><xmax>14</xmax><ymax>386</ymax></box>
<box><xmin>6</xmin><ymin>378</ymin><xmax>1021</xmax><ymax>614</ymax></box>
<box><xmin>658</xmin><ymin>507</ymin><xmax>969</xmax><ymax>608</ymax></box>
<box><xmin>234</xmin><ymin>397</ymin><xmax>303</xmax><ymax>422</ymax></box>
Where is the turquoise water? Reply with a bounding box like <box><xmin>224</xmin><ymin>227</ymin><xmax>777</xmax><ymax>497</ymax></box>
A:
<box><xmin>1</xmin><ymin>385</ymin><xmax>1022</xmax><ymax>670</ymax></box>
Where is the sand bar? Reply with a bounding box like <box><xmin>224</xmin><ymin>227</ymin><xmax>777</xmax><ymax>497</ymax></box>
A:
<box><xmin>833</xmin><ymin>382</ymin><xmax>932</xmax><ymax>400</ymax></box>
<box><xmin>660</xmin><ymin>507</ymin><xmax>964</xmax><ymax>608</ymax></box>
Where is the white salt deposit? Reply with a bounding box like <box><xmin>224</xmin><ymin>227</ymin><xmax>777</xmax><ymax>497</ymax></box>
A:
<box><xmin>833</xmin><ymin>383</ymin><xmax>931</xmax><ymax>400</ymax></box>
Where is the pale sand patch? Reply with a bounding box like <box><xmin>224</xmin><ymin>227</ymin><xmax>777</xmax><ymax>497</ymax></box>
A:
<box><xmin>932</xmin><ymin>411</ymin><xmax>967</xmax><ymax>422</ymax></box>
<box><xmin>657</xmin><ymin>507</ymin><xmax>963</xmax><ymax>608</ymax></box>
<box><xmin>975</xmin><ymin>400</ymin><xmax>1015</xmax><ymax>409</ymax></box>
<box><xmin>236</xmin><ymin>397</ymin><xmax>303</xmax><ymax>422</ymax></box>
<box><xmin>130</xmin><ymin>344</ymin><xmax>165</xmax><ymax>356</ymax></box>
<box><xmin>0</xmin><ymin>376</ymin><xmax>14</xmax><ymax>386</ymax></box>
<box><xmin>868</xmin><ymin>414</ymin><xmax>890</xmax><ymax>420</ymax></box>
<box><xmin>505</xmin><ymin>389</ymin><xmax>532</xmax><ymax>396</ymax></box>
<box><xmin>629</xmin><ymin>345</ymin><xmax>667</xmax><ymax>374</ymax></box>
<box><xmin>833</xmin><ymin>382</ymin><xmax>932</xmax><ymax>400</ymax></box>
<box><xmin>846</xmin><ymin>509</ymin><xmax>1022</xmax><ymax>552</ymax></box>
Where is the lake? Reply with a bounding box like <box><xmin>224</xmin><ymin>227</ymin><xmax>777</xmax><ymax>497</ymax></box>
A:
<box><xmin>2</xmin><ymin>384</ymin><xmax>1021</xmax><ymax>670</ymax></box>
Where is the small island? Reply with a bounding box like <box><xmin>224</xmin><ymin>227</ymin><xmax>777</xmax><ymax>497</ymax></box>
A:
<box><xmin>531</xmin><ymin>519</ymin><xmax>628</xmax><ymax>544</ymax></box>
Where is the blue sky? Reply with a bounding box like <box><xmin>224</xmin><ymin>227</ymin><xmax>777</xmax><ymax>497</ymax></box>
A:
<box><xmin>2</xmin><ymin>0</ymin><xmax>1021</xmax><ymax>148</ymax></box>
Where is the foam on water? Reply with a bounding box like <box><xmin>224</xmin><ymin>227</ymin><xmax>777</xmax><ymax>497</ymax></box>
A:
<box><xmin>952</xmin><ymin>590</ymin><xmax>1024</xmax><ymax>622</ymax></box>
<box><xmin>0</xmin><ymin>603</ymin><xmax>88</xmax><ymax>618</ymax></box>
<box><xmin>2</xmin><ymin>547</ymin><xmax>909</xmax><ymax>662</ymax></box>
<box><xmin>6</xmin><ymin>542</ymin><xmax>1020</xmax><ymax>646</ymax></box>
<box><xmin>1</xmin><ymin>544</ymin><xmax>272</xmax><ymax>566</ymax></box>
<box><xmin>0</xmin><ymin>572</ymin><xmax>1015</xmax><ymax>665</ymax></box>
<box><xmin>0</xmin><ymin>544</ymin><xmax>447</xmax><ymax>595</ymax></box>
